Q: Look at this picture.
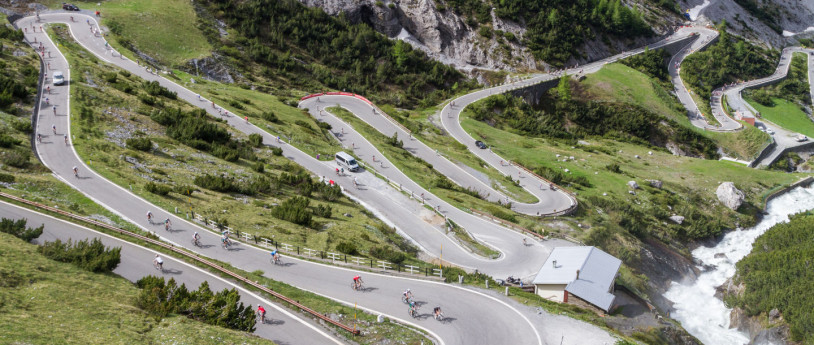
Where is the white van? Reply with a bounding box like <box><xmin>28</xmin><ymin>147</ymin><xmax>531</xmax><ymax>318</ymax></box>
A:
<box><xmin>335</xmin><ymin>152</ymin><xmax>360</xmax><ymax>172</ymax></box>
<box><xmin>53</xmin><ymin>71</ymin><xmax>65</xmax><ymax>85</ymax></box>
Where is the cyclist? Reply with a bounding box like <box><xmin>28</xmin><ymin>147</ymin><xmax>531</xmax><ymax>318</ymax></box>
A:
<box><xmin>45</xmin><ymin>97</ymin><xmax>49</xmax><ymax>105</ymax></box>
<box><xmin>164</xmin><ymin>218</ymin><xmax>171</xmax><ymax>231</ymax></box>
<box><xmin>408</xmin><ymin>300</ymin><xmax>418</xmax><ymax>317</ymax></box>
<box><xmin>153</xmin><ymin>254</ymin><xmax>164</xmax><ymax>271</ymax></box>
<box><xmin>146</xmin><ymin>211</ymin><xmax>153</xmax><ymax>223</ymax></box>
<box><xmin>523</xmin><ymin>238</ymin><xmax>528</xmax><ymax>246</ymax></box>
<box><xmin>270</xmin><ymin>250</ymin><xmax>279</xmax><ymax>264</ymax></box>
<box><xmin>192</xmin><ymin>231</ymin><xmax>200</xmax><ymax>246</ymax></box>
<box><xmin>433</xmin><ymin>306</ymin><xmax>443</xmax><ymax>321</ymax></box>
<box><xmin>257</xmin><ymin>305</ymin><xmax>266</xmax><ymax>324</ymax></box>
<box><xmin>72</xmin><ymin>166</ymin><xmax>78</xmax><ymax>177</ymax></box>
<box><xmin>52</xmin><ymin>124</ymin><xmax>56</xmax><ymax>134</ymax></box>
<box><xmin>53</xmin><ymin>105</ymin><xmax>56</xmax><ymax>115</ymax></box>
<box><xmin>402</xmin><ymin>288</ymin><xmax>413</xmax><ymax>303</ymax></box>
<box><xmin>64</xmin><ymin>134</ymin><xmax>68</xmax><ymax>144</ymax></box>
<box><xmin>36</xmin><ymin>133</ymin><xmax>42</xmax><ymax>143</ymax></box>
<box><xmin>221</xmin><ymin>233</ymin><xmax>230</xmax><ymax>248</ymax></box>
<box><xmin>352</xmin><ymin>275</ymin><xmax>363</xmax><ymax>290</ymax></box>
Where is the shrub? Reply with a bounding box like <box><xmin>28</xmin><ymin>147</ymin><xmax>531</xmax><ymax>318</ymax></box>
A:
<box><xmin>173</xmin><ymin>184</ymin><xmax>196</xmax><ymax>195</ymax></box>
<box><xmin>126</xmin><ymin>137</ymin><xmax>153</xmax><ymax>151</ymax></box>
<box><xmin>260</xmin><ymin>111</ymin><xmax>279</xmax><ymax>123</ymax></box>
<box><xmin>144</xmin><ymin>182</ymin><xmax>172</xmax><ymax>196</ymax></box>
<box><xmin>271</xmin><ymin>147</ymin><xmax>283</xmax><ymax>156</ymax></box>
<box><xmin>194</xmin><ymin>174</ymin><xmax>235</xmax><ymax>193</ymax></box>
<box><xmin>385</xmin><ymin>132</ymin><xmax>403</xmax><ymax>148</ymax></box>
<box><xmin>136</xmin><ymin>278</ymin><xmax>256</xmax><ymax>332</ymax></box>
<box><xmin>605</xmin><ymin>163</ymin><xmax>622</xmax><ymax>173</ymax></box>
<box><xmin>248</xmin><ymin>133</ymin><xmax>263</xmax><ymax>147</ymax></box>
<box><xmin>313</xmin><ymin>204</ymin><xmax>333</xmax><ymax>218</ymax></box>
<box><xmin>11</xmin><ymin>120</ymin><xmax>32</xmax><ymax>133</ymax></box>
<box><xmin>2</xmin><ymin>149</ymin><xmax>29</xmax><ymax>168</ymax></box>
<box><xmin>369</xmin><ymin>245</ymin><xmax>406</xmax><ymax>264</ymax></box>
<box><xmin>139</xmin><ymin>94</ymin><xmax>156</xmax><ymax>106</ymax></box>
<box><xmin>0</xmin><ymin>133</ymin><xmax>20</xmax><ymax>148</ymax></box>
<box><xmin>336</xmin><ymin>241</ymin><xmax>358</xmax><ymax>255</ymax></box>
<box><xmin>38</xmin><ymin>238</ymin><xmax>121</xmax><ymax>273</ymax></box>
<box><xmin>252</xmin><ymin>161</ymin><xmax>265</xmax><ymax>173</ymax></box>
<box><xmin>0</xmin><ymin>218</ymin><xmax>43</xmax><ymax>242</ymax></box>
<box><xmin>143</xmin><ymin>80</ymin><xmax>177</xmax><ymax>99</ymax></box>
<box><xmin>0</xmin><ymin>172</ymin><xmax>15</xmax><ymax>183</ymax></box>
<box><xmin>103</xmin><ymin>72</ymin><xmax>118</xmax><ymax>83</ymax></box>
<box><xmin>271</xmin><ymin>196</ymin><xmax>312</xmax><ymax>226</ymax></box>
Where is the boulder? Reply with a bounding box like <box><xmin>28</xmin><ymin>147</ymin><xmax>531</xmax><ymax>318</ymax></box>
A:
<box><xmin>716</xmin><ymin>182</ymin><xmax>745</xmax><ymax>210</ymax></box>
<box><xmin>627</xmin><ymin>181</ymin><xmax>639</xmax><ymax>189</ymax></box>
<box><xmin>669</xmin><ymin>215</ymin><xmax>684</xmax><ymax>224</ymax></box>
<box><xmin>649</xmin><ymin>180</ymin><xmax>663</xmax><ymax>189</ymax></box>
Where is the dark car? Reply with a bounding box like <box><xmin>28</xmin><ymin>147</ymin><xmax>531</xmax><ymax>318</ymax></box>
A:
<box><xmin>62</xmin><ymin>3</ymin><xmax>80</xmax><ymax>11</ymax></box>
<box><xmin>475</xmin><ymin>140</ymin><xmax>487</xmax><ymax>149</ymax></box>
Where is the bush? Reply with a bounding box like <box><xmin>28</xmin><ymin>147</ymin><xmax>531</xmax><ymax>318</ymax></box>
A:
<box><xmin>143</xmin><ymin>80</ymin><xmax>177</xmax><ymax>99</ymax></box>
<box><xmin>385</xmin><ymin>132</ymin><xmax>403</xmax><ymax>148</ymax></box>
<box><xmin>0</xmin><ymin>172</ymin><xmax>15</xmax><ymax>183</ymax></box>
<box><xmin>173</xmin><ymin>184</ymin><xmax>196</xmax><ymax>195</ymax></box>
<box><xmin>38</xmin><ymin>238</ymin><xmax>121</xmax><ymax>273</ymax></box>
<box><xmin>0</xmin><ymin>218</ymin><xmax>43</xmax><ymax>242</ymax></box>
<box><xmin>335</xmin><ymin>241</ymin><xmax>358</xmax><ymax>255</ymax></box>
<box><xmin>313</xmin><ymin>204</ymin><xmax>333</xmax><ymax>218</ymax></box>
<box><xmin>271</xmin><ymin>147</ymin><xmax>283</xmax><ymax>156</ymax></box>
<box><xmin>126</xmin><ymin>137</ymin><xmax>153</xmax><ymax>151</ymax></box>
<box><xmin>369</xmin><ymin>245</ymin><xmax>406</xmax><ymax>264</ymax></box>
<box><xmin>11</xmin><ymin>120</ymin><xmax>32</xmax><ymax>133</ymax></box>
<box><xmin>605</xmin><ymin>163</ymin><xmax>622</xmax><ymax>173</ymax></box>
<box><xmin>144</xmin><ymin>182</ymin><xmax>172</xmax><ymax>196</ymax></box>
<box><xmin>271</xmin><ymin>196</ymin><xmax>312</xmax><ymax>226</ymax></box>
<box><xmin>260</xmin><ymin>111</ymin><xmax>279</xmax><ymax>123</ymax></box>
<box><xmin>248</xmin><ymin>133</ymin><xmax>263</xmax><ymax>147</ymax></box>
<box><xmin>194</xmin><ymin>174</ymin><xmax>235</xmax><ymax>193</ymax></box>
<box><xmin>136</xmin><ymin>278</ymin><xmax>256</xmax><ymax>332</ymax></box>
<box><xmin>2</xmin><ymin>149</ymin><xmax>29</xmax><ymax>168</ymax></box>
<box><xmin>252</xmin><ymin>161</ymin><xmax>265</xmax><ymax>173</ymax></box>
<box><xmin>0</xmin><ymin>134</ymin><xmax>21</xmax><ymax>148</ymax></box>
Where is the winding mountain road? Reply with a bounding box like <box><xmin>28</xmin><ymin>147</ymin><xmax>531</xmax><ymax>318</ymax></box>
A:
<box><xmin>15</xmin><ymin>7</ymin><xmax>814</xmax><ymax>345</ymax></box>
<box><xmin>15</xmin><ymin>12</ymin><xmax>616</xmax><ymax>345</ymax></box>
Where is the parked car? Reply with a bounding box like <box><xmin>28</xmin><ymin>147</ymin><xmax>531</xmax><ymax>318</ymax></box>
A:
<box><xmin>475</xmin><ymin>140</ymin><xmax>487</xmax><ymax>149</ymax></box>
<box><xmin>796</xmin><ymin>134</ymin><xmax>808</xmax><ymax>142</ymax></box>
<box><xmin>52</xmin><ymin>71</ymin><xmax>65</xmax><ymax>85</ymax></box>
<box><xmin>62</xmin><ymin>3</ymin><xmax>80</xmax><ymax>11</ymax></box>
<box><xmin>766</xmin><ymin>129</ymin><xmax>774</xmax><ymax>135</ymax></box>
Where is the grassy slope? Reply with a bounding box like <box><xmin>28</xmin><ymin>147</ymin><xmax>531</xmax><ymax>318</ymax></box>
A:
<box><xmin>0</xmin><ymin>232</ymin><xmax>275</xmax><ymax>345</ymax></box>
<box><xmin>460</xmin><ymin>115</ymin><xmax>797</xmax><ymax>204</ymax></box>
<box><xmin>584</xmin><ymin>63</ymin><xmax>770</xmax><ymax>159</ymax></box>
<box><xmin>744</xmin><ymin>52</ymin><xmax>813</xmax><ymax>137</ymax></box>
<box><xmin>747</xmin><ymin>97</ymin><xmax>814</xmax><ymax>137</ymax></box>
<box><xmin>47</xmin><ymin>24</ymin><xmax>409</xmax><ymax>258</ymax></box>
<box><xmin>44</xmin><ymin>0</ymin><xmax>211</xmax><ymax>65</ymax></box>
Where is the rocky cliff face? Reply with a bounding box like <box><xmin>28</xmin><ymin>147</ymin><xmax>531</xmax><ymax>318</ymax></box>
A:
<box><xmin>299</xmin><ymin>0</ymin><xmax>535</xmax><ymax>72</ymax></box>
<box><xmin>302</xmin><ymin>0</ymin><xmax>814</xmax><ymax>76</ymax></box>
<box><xmin>682</xmin><ymin>0</ymin><xmax>814</xmax><ymax>48</ymax></box>
<box><xmin>718</xmin><ymin>277</ymin><xmax>792</xmax><ymax>345</ymax></box>
<box><xmin>298</xmin><ymin>0</ymin><xmax>679</xmax><ymax>75</ymax></box>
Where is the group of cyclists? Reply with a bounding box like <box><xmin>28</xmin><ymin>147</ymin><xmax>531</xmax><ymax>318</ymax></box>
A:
<box><xmin>402</xmin><ymin>288</ymin><xmax>444</xmax><ymax>321</ymax></box>
<box><xmin>145</xmin><ymin>211</ymin><xmax>172</xmax><ymax>231</ymax></box>
<box><xmin>144</xmin><ymin>210</ymin><xmax>446</xmax><ymax>325</ymax></box>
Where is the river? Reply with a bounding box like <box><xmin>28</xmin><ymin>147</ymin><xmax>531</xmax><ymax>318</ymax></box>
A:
<box><xmin>664</xmin><ymin>185</ymin><xmax>814</xmax><ymax>345</ymax></box>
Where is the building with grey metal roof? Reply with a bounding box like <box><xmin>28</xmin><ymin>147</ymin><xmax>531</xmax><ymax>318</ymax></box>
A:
<box><xmin>532</xmin><ymin>246</ymin><xmax>622</xmax><ymax>312</ymax></box>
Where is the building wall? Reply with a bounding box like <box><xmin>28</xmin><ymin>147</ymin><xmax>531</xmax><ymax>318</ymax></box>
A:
<box><xmin>535</xmin><ymin>284</ymin><xmax>567</xmax><ymax>302</ymax></box>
